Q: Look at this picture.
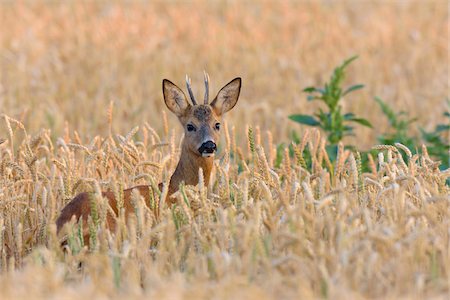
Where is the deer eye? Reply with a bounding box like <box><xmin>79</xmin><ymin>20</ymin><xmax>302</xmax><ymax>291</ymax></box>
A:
<box><xmin>215</xmin><ymin>123</ymin><xmax>221</xmax><ymax>130</ymax></box>
<box><xmin>187</xmin><ymin>124</ymin><xmax>196</xmax><ymax>132</ymax></box>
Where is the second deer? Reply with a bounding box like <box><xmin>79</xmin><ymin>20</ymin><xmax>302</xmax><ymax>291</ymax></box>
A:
<box><xmin>56</xmin><ymin>74</ymin><xmax>242</xmax><ymax>241</ymax></box>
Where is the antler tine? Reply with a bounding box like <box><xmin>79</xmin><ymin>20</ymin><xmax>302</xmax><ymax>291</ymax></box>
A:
<box><xmin>185</xmin><ymin>74</ymin><xmax>197</xmax><ymax>105</ymax></box>
<box><xmin>203</xmin><ymin>71</ymin><xmax>210</xmax><ymax>104</ymax></box>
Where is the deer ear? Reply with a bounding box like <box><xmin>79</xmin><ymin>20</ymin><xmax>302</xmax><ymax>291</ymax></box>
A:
<box><xmin>163</xmin><ymin>79</ymin><xmax>190</xmax><ymax>117</ymax></box>
<box><xmin>210</xmin><ymin>78</ymin><xmax>241</xmax><ymax>116</ymax></box>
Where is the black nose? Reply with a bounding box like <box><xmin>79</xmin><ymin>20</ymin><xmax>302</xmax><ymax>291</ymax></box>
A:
<box><xmin>198</xmin><ymin>141</ymin><xmax>217</xmax><ymax>154</ymax></box>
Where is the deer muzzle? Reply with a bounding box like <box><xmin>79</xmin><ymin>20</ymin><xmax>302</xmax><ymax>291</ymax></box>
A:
<box><xmin>198</xmin><ymin>141</ymin><xmax>217</xmax><ymax>157</ymax></box>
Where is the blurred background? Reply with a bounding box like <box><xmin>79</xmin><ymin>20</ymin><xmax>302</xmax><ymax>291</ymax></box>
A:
<box><xmin>0</xmin><ymin>0</ymin><xmax>448</xmax><ymax>149</ymax></box>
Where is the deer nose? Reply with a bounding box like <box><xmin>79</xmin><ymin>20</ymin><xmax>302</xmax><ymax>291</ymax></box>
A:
<box><xmin>198</xmin><ymin>141</ymin><xmax>217</xmax><ymax>156</ymax></box>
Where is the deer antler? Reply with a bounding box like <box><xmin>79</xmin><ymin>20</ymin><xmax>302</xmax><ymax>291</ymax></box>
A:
<box><xmin>185</xmin><ymin>75</ymin><xmax>197</xmax><ymax>105</ymax></box>
<box><xmin>203</xmin><ymin>71</ymin><xmax>210</xmax><ymax>104</ymax></box>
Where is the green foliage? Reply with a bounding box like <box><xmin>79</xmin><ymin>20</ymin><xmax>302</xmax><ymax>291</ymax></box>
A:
<box><xmin>375</xmin><ymin>97</ymin><xmax>449</xmax><ymax>179</ymax></box>
<box><xmin>275</xmin><ymin>143</ymin><xmax>285</xmax><ymax>168</ymax></box>
<box><xmin>375</xmin><ymin>97</ymin><xmax>418</xmax><ymax>149</ymax></box>
<box><xmin>420</xmin><ymin>104</ymin><xmax>450</xmax><ymax>170</ymax></box>
<box><xmin>286</xmin><ymin>56</ymin><xmax>447</xmax><ymax>187</ymax></box>
<box><xmin>289</xmin><ymin>56</ymin><xmax>372</xmax><ymax>144</ymax></box>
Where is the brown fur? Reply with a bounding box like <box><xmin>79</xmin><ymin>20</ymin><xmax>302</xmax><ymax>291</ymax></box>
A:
<box><xmin>56</xmin><ymin>77</ymin><xmax>241</xmax><ymax>242</ymax></box>
<box><xmin>192</xmin><ymin>105</ymin><xmax>212</xmax><ymax>121</ymax></box>
<box><xmin>56</xmin><ymin>185</ymin><xmax>156</xmax><ymax>238</ymax></box>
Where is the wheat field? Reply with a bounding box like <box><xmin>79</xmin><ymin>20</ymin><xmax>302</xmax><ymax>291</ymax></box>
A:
<box><xmin>0</xmin><ymin>1</ymin><xmax>449</xmax><ymax>299</ymax></box>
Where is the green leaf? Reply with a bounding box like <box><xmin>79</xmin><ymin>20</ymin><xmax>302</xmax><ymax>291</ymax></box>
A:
<box><xmin>303</xmin><ymin>87</ymin><xmax>317</xmax><ymax>93</ymax></box>
<box><xmin>375</xmin><ymin>97</ymin><xmax>397</xmax><ymax>126</ymax></box>
<box><xmin>275</xmin><ymin>143</ymin><xmax>285</xmax><ymax>168</ymax></box>
<box><xmin>290</xmin><ymin>130</ymin><xmax>301</xmax><ymax>143</ymax></box>
<box><xmin>343</xmin><ymin>84</ymin><xmax>364</xmax><ymax>96</ymax></box>
<box><xmin>343</xmin><ymin>125</ymin><xmax>354</xmax><ymax>133</ymax></box>
<box><xmin>340</xmin><ymin>55</ymin><xmax>359</xmax><ymax>69</ymax></box>
<box><xmin>289</xmin><ymin>114</ymin><xmax>321</xmax><ymax>126</ymax></box>
<box><xmin>349</xmin><ymin>118</ymin><xmax>373</xmax><ymax>128</ymax></box>
<box><xmin>436</xmin><ymin>124</ymin><xmax>450</xmax><ymax>132</ymax></box>
<box><xmin>343</xmin><ymin>113</ymin><xmax>355</xmax><ymax>120</ymax></box>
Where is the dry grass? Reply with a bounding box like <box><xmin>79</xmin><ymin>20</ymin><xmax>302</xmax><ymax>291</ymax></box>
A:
<box><xmin>0</xmin><ymin>1</ymin><xmax>449</xmax><ymax>299</ymax></box>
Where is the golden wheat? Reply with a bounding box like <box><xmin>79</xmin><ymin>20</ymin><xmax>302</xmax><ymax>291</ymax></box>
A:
<box><xmin>0</xmin><ymin>118</ymin><xmax>444</xmax><ymax>299</ymax></box>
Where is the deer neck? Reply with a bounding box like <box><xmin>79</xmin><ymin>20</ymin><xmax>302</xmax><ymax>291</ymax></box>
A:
<box><xmin>168</xmin><ymin>142</ymin><xmax>213</xmax><ymax>195</ymax></box>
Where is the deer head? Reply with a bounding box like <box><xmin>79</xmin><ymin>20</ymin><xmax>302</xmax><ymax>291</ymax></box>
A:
<box><xmin>163</xmin><ymin>73</ymin><xmax>241</xmax><ymax>158</ymax></box>
<box><xmin>162</xmin><ymin>73</ymin><xmax>241</xmax><ymax>195</ymax></box>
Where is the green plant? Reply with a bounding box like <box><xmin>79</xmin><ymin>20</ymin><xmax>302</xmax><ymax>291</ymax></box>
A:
<box><xmin>420</xmin><ymin>104</ymin><xmax>450</xmax><ymax>170</ymax></box>
<box><xmin>289</xmin><ymin>56</ymin><xmax>372</xmax><ymax>145</ymax></box>
<box><xmin>375</xmin><ymin>96</ymin><xmax>418</xmax><ymax>149</ymax></box>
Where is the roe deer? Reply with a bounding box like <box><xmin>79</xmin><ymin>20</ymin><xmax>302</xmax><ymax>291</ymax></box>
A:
<box><xmin>56</xmin><ymin>73</ymin><xmax>242</xmax><ymax>241</ymax></box>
